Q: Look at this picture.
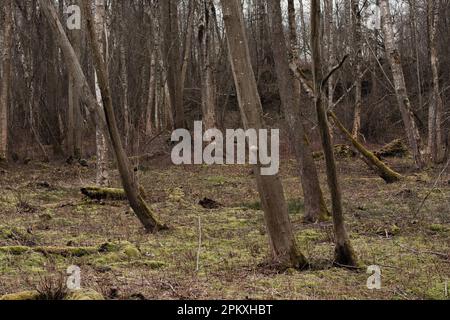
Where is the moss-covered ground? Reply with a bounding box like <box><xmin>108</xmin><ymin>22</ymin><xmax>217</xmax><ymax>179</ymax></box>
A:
<box><xmin>0</xmin><ymin>154</ymin><xmax>448</xmax><ymax>300</ymax></box>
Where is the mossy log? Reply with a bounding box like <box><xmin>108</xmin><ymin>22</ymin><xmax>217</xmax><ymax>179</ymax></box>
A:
<box><xmin>0</xmin><ymin>245</ymin><xmax>99</xmax><ymax>257</ymax></box>
<box><xmin>81</xmin><ymin>186</ymin><xmax>147</xmax><ymax>201</ymax></box>
<box><xmin>0</xmin><ymin>289</ymin><xmax>104</xmax><ymax>301</ymax></box>
<box><xmin>81</xmin><ymin>187</ymin><xmax>128</xmax><ymax>200</ymax></box>
<box><xmin>0</xmin><ymin>241</ymin><xmax>139</xmax><ymax>257</ymax></box>
<box><xmin>328</xmin><ymin>111</ymin><xmax>403</xmax><ymax>183</ymax></box>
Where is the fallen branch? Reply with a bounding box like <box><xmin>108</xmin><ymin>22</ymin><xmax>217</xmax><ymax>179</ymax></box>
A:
<box><xmin>328</xmin><ymin>111</ymin><xmax>403</xmax><ymax>183</ymax></box>
<box><xmin>80</xmin><ymin>186</ymin><xmax>148</xmax><ymax>201</ymax></box>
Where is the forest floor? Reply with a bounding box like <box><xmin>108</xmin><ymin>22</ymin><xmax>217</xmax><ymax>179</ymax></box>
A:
<box><xmin>0</xmin><ymin>150</ymin><xmax>449</xmax><ymax>300</ymax></box>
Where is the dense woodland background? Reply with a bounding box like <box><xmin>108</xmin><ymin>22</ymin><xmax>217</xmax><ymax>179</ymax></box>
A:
<box><xmin>0</xmin><ymin>0</ymin><xmax>449</xmax><ymax>300</ymax></box>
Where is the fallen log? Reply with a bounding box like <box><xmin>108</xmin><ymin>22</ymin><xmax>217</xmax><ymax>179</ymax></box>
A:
<box><xmin>0</xmin><ymin>241</ymin><xmax>140</xmax><ymax>258</ymax></box>
<box><xmin>328</xmin><ymin>111</ymin><xmax>403</xmax><ymax>183</ymax></box>
<box><xmin>81</xmin><ymin>187</ymin><xmax>127</xmax><ymax>201</ymax></box>
<box><xmin>0</xmin><ymin>245</ymin><xmax>98</xmax><ymax>257</ymax></box>
<box><xmin>80</xmin><ymin>186</ymin><xmax>147</xmax><ymax>201</ymax></box>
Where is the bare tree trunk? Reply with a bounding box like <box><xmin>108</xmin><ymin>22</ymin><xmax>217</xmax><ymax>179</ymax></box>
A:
<box><xmin>221</xmin><ymin>0</ymin><xmax>307</xmax><ymax>269</ymax></box>
<box><xmin>199</xmin><ymin>0</ymin><xmax>217</xmax><ymax>130</ymax></box>
<box><xmin>146</xmin><ymin>51</ymin><xmax>157</xmax><ymax>136</ymax></box>
<box><xmin>161</xmin><ymin>0</ymin><xmax>184</xmax><ymax>129</ymax></box>
<box><xmin>287</xmin><ymin>0</ymin><xmax>302</xmax><ymax>96</ymax></box>
<box><xmin>94</xmin><ymin>0</ymin><xmax>109</xmax><ymax>186</ymax></box>
<box><xmin>311</xmin><ymin>0</ymin><xmax>357</xmax><ymax>266</ymax></box>
<box><xmin>180</xmin><ymin>0</ymin><xmax>195</xmax><ymax>107</ymax></box>
<box><xmin>267</xmin><ymin>0</ymin><xmax>329</xmax><ymax>222</ymax></box>
<box><xmin>120</xmin><ymin>41</ymin><xmax>130</xmax><ymax>149</ymax></box>
<box><xmin>297</xmin><ymin>0</ymin><xmax>309</xmax><ymax>63</ymax></box>
<box><xmin>351</xmin><ymin>0</ymin><xmax>363</xmax><ymax>139</ymax></box>
<box><xmin>379</xmin><ymin>0</ymin><xmax>424</xmax><ymax>169</ymax></box>
<box><xmin>427</xmin><ymin>0</ymin><xmax>443</xmax><ymax>163</ymax></box>
<box><xmin>0</xmin><ymin>0</ymin><xmax>13</xmax><ymax>161</ymax></box>
<box><xmin>67</xmin><ymin>0</ymin><xmax>82</xmax><ymax>159</ymax></box>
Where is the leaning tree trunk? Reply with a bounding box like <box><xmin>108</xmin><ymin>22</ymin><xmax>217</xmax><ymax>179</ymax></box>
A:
<box><xmin>311</xmin><ymin>0</ymin><xmax>357</xmax><ymax>266</ymax></box>
<box><xmin>0</xmin><ymin>0</ymin><xmax>13</xmax><ymax>161</ymax></box>
<box><xmin>38</xmin><ymin>0</ymin><xmax>166</xmax><ymax>232</ymax></box>
<box><xmin>82</xmin><ymin>0</ymin><xmax>167</xmax><ymax>232</ymax></box>
<box><xmin>379</xmin><ymin>0</ymin><xmax>424</xmax><ymax>169</ymax></box>
<box><xmin>427</xmin><ymin>0</ymin><xmax>443</xmax><ymax>163</ymax></box>
<box><xmin>267</xmin><ymin>0</ymin><xmax>329</xmax><ymax>222</ymax></box>
<box><xmin>220</xmin><ymin>0</ymin><xmax>307</xmax><ymax>269</ymax></box>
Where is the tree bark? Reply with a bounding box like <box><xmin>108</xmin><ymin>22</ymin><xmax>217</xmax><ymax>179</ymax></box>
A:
<box><xmin>351</xmin><ymin>0</ymin><xmax>363</xmax><ymax>139</ymax></box>
<box><xmin>311</xmin><ymin>0</ymin><xmax>357</xmax><ymax>266</ymax></box>
<box><xmin>0</xmin><ymin>0</ymin><xmax>13</xmax><ymax>161</ymax></box>
<box><xmin>199</xmin><ymin>0</ymin><xmax>218</xmax><ymax>130</ymax></box>
<box><xmin>161</xmin><ymin>0</ymin><xmax>184</xmax><ymax>129</ymax></box>
<box><xmin>94</xmin><ymin>0</ymin><xmax>109</xmax><ymax>186</ymax></box>
<box><xmin>427</xmin><ymin>0</ymin><xmax>443</xmax><ymax>163</ymax></box>
<box><xmin>221</xmin><ymin>0</ymin><xmax>307</xmax><ymax>269</ymax></box>
<box><xmin>267</xmin><ymin>0</ymin><xmax>329</xmax><ymax>222</ymax></box>
<box><xmin>379</xmin><ymin>0</ymin><xmax>424</xmax><ymax>169</ymax></box>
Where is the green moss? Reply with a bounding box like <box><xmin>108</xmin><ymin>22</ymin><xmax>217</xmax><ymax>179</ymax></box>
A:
<box><xmin>297</xmin><ymin>229</ymin><xmax>322</xmax><ymax>244</ymax></box>
<box><xmin>206</xmin><ymin>176</ymin><xmax>227</xmax><ymax>186</ymax></box>
<box><xmin>429</xmin><ymin>224</ymin><xmax>448</xmax><ymax>233</ymax></box>
<box><xmin>0</xmin><ymin>246</ymin><xmax>30</xmax><ymax>255</ymax></box>
<box><xmin>143</xmin><ymin>260</ymin><xmax>166</xmax><ymax>269</ymax></box>
<box><xmin>122</xmin><ymin>244</ymin><xmax>141</xmax><ymax>259</ymax></box>
<box><xmin>424</xmin><ymin>282</ymin><xmax>449</xmax><ymax>300</ymax></box>
<box><xmin>65</xmin><ymin>289</ymin><xmax>104</xmax><ymax>300</ymax></box>
<box><xmin>288</xmin><ymin>199</ymin><xmax>304</xmax><ymax>215</ymax></box>
<box><xmin>0</xmin><ymin>291</ymin><xmax>40</xmax><ymax>300</ymax></box>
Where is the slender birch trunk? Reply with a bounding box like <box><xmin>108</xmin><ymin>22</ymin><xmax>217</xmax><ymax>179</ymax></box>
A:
<box><xmin>94</xmin><ymin>0</ymin><xmax>109</xmax><ymax>186</ymax></box>
<box><xmin>351</xmin><ymin>0</ymin><xmax>363</xmax><ymax>139</ymax></box>
<box><xmin>379</xmin><ymin>0</ymin><xmax>424</xmax><ymax>169</ymax></box>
